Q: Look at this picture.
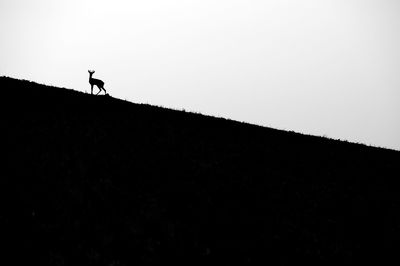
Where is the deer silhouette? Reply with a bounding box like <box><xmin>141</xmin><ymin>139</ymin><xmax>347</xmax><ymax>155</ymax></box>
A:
<box><xmin>88</xmin><ymin>70</ymin><xmax>107</xmax><ymax>95</ymax></box>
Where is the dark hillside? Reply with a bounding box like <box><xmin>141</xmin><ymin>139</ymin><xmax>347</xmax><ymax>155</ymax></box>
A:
<box><xmin>2</xmin><ymin>76</ymin><xmax>400</xmax><ymax>265</ymax></box>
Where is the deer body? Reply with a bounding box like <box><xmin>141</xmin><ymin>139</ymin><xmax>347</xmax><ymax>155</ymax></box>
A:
<box><xmin>88</xmin><ymin>70</ymin><xmax>107</xmax><ymax>95</ymax></box>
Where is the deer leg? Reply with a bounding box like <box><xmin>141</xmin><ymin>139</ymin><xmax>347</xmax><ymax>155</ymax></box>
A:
<box><xmin>96</xmin><ymin>86</ymin><xmax>102</xmax><ymax>95</ymax></box>
<box><xmin>91</xmin><ymin>85</ymin><xmax>94</xmax><ymax>95</ymax></box>
<box><xmin>102</xmin><ymin>86</ymin><xmax>107</xmax><ymax>94</ymax></box>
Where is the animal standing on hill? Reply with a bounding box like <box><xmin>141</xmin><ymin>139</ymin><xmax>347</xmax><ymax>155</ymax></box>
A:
<box><xmin>88</xmin><ymin>70</ymin><xmax>107</xmax><ymax>95</ymax></box>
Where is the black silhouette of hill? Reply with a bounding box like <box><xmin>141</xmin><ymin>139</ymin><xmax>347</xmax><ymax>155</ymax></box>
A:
<box><xmin>2</xmin><ymin>76</ymin><xmax>400</xmax><ymax>265</ymax></box>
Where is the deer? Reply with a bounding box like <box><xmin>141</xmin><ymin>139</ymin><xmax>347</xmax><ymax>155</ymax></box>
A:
<box><xmin>88</xmin><ymin>70</ymin><xmax>107</xmax><ymax>95</ymax></box>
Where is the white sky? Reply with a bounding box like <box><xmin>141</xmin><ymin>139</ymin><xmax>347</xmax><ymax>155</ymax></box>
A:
<box><xmin>1</xmin><ymin>0</ymin><xmax>399</xmax><ymax>150</ymax></box>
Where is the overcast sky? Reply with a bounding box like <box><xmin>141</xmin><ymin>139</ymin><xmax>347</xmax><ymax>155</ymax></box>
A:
<box><xmin>1</xmin><ymin>0</ymin><xmax>399</xmax><ymax>150</ymax></box>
